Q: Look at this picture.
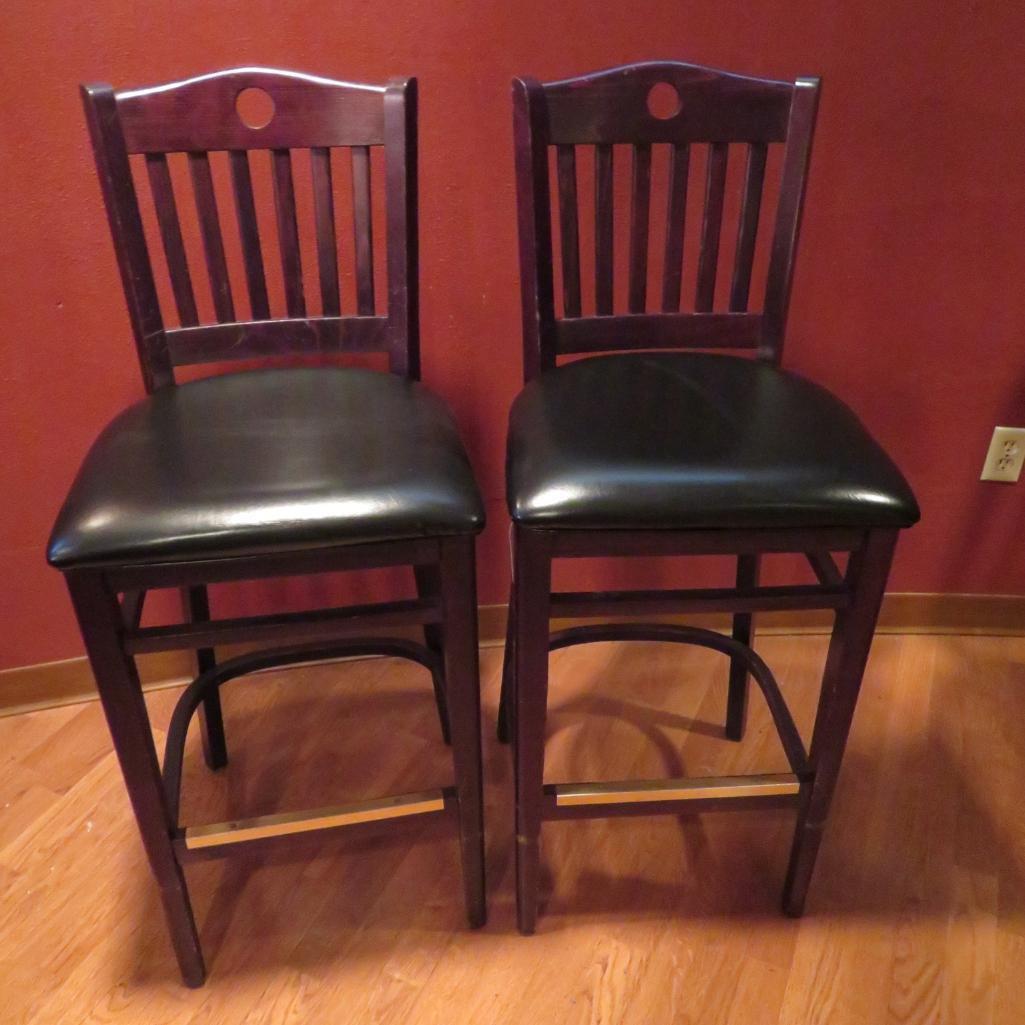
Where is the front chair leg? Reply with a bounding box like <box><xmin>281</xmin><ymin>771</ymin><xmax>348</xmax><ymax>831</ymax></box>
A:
<box><xmin>511</xmin><ymin>526</ymin><xmax>552</xmax><ymax>934</ymax></box>
<box><xmin>181</xmin><ymin>586</ymin><xmax>227</xmax><ymax>770</ymax></box>
<box><xmin>725</xmin><ymin>554</ymin><xmax>759</xmax><ymax>741</ymax></box>
<box><xmin>438</xmin><ymin>538</ymin><xmax>486</xmax><ymax>927</ymax></box>
<box><xmin>68</xmin><ymin>570</ymin><xmax>206</xmax><ymax>987</ymax></box>
<box><xmin>414</xmin><ymin>564</ymin><xmax>451</xmax><ymax>745</ymax></box>
<box><xmin>782</xmin><ymin>529</ymin><xmax>897</xmax><ymax>916</ymax></box>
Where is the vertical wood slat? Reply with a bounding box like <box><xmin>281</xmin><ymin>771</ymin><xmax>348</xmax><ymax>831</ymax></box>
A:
<box><xmin>594</xmin><ymin>144</ymin><xmax>614</xmax><ymax>315</ymax></box>
<box><xmin>145</xmin><ymin>155</ymin><xmax>198</xmax><ymax>326</ymax></box>
<box><xmin>729</xmin><ymin>143</ymin><xmax>768</xmax><ymax>312</ymax></box>
<box><xmin>555</xmin><ymin>145</ymin><xmax>581</xmax><ymax>318</ymax></box>
<box><xmin>628</xmin><ymin>143</ymin><xmax>652</xmax><ymax>313</ymax></box>
<box><xmin>351</xmin><ymin>145</ymin><xmax>375</xmax><ymax>315</ymax></box>
<box><xmin>270</xmin><ymin>148</ymin><xmax>306</xmax><ymax>317</ymax></box>
<box><xmin>228</xmin><ymin>150</ymin><xmax>270</xmax><ymax>320</ymax></box>
<box><xmin>661</xmin><ymin>144</ymin><xmax>690</xmax><ymax>312</ymax></box>
<box><xmin>695</xmin><ymin>142</ymin><xmax>729</xmax><ymax>312</ymax></box>
<box><xmin>311</xmin><ymin>147</ymin><xmax>340</xmax><ymax>316</ymax></box>
<box><xmin>188</xmin><ymin>152</ymin><xmax>235</xmax><ymax>322</ymax></box>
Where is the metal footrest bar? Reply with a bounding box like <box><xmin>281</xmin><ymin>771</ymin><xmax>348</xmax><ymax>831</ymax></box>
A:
<box><xmin>542</xmin><ymin>774</ymin><xmax>803</xmax><ymax>820</ymax></box>
<box><xmin>182</xmin><ymin>788</ymin><xmax>452</xmax><ymax>851</ymax></box>
<box><xmin>554</xmin><ymin>772</ymin><xmax>801</xmax><ymax>806</ymax></box>
<box><xmin>161</xmin><ymin>637</ymin><xmax>442</xmax><ymax>824</ymax></box>
<box><xmin>548</xmin><ymin>623</ymin><xmax>810</xmax><ymax>776</ymax></box>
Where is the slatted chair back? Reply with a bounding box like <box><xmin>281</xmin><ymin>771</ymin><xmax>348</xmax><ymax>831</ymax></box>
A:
<box><xmin>513</xmin><ymin>61</ymin><xmax>820</xmax><ymax>379</ymax></box>
<box><xmin>82</xmin><ymin>67</ymin><xmax>419</xmax><ymax>391</ymax></box>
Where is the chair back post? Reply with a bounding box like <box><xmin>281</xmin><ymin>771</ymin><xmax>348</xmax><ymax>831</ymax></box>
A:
<box><xmin>81</xmin><ymin>83</ymin><xmax>173</xmax><ymax>392</ymax></box>
<box><xmin>384</xmin><ymin>77</ymin><xmax>420</xmax><ymax>379</ymax></box>
<box><xmin>760</xmin><ymin>77</ymin><xmax>820</xmax><ymax>364</ymax></box>
<box><xmin>513</xmin><ymin>77</ymin><xmax>557</xmax><ymax>381</ymax></box>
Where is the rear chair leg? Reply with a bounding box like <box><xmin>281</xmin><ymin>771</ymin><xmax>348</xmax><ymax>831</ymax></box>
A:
<box><xmin>511</xmin><ymin>526</ymin><xmax>552</xmax><ymax>934</ymax></box>
<box><xmin>68</xmin><ymin>570</ymin><xmax>206</xmax><ymax>987</ymax></box>
<box><xmin>438</xmin><ymin>538</ymin><xmax>486</xmax><ymax>927</ymax></box>
<box><xmin>181</xmin><ymin>586</ymin><xmax>227</xmax><ymax>770</ymax></box>
<box><xmin>725</xmin><ymin>554</ymin><xmax>759</xmax><ymax>741</ymax></box>
<box><xmin>415</xmin><ymin>564</ymin><xmax>451</xmax><ymax>744</ymax></box>
<box><xmin>497</xmin><ymin>581</ymin><xmax>516</xmax><ymax>744</ymax></box>
<box><xmin>782</xmin><ymin>529</ymin><xmax>897</xmax><ymax>916</ymax></box>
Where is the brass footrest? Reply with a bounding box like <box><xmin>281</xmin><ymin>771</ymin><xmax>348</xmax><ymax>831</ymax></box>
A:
<box><xmin>553</xmin><ymin>772</ymin><xmax>801</xmax><ymax>807</ymax></box>
<box><xmin>184</xmin><ymin>788</ymin><xmax>448</xmax><ymax>850</ymax></box>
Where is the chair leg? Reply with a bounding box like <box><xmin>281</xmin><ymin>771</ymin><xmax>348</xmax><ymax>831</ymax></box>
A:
<box><xmin>181</xmin><ymin>586</ymin><xmax>228</xmax><ymax>770</ymax></box>
<box><xmin>496</xmin><ymin>581</ymin><xmax>516</xmax><ymax>744</ymax></box>
<box><xmin>511</xmin><ymin>526</ymin><xmax>552</xmax><ymax>934</ymax></box>
<box><xmin>725</xmin><ymin>554</ymin><xmax>759</xmax><ymax>741</ymax></box>
<box><xmin>67</xmin><ymin>570</ymin><xmax>206</xmax><ymax>987</ymax></box>
<box><xmin>414</xmin><ymin>564</ymin><xmax>451</xmax><ymax>744</ymax></box>
<box><xmin>438</xmin><ymin>537</ymin><xmax>486</xmax><ymax>927</ymax></box>
<box><xmin>782</xmin><ymin>528</ymin><xmax>898</xmax><ymax>916</ymax></box>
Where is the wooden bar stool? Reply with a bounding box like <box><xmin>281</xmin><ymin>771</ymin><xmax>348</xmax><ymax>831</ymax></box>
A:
<box><xmin>47</xmin><ymin>67</ymin><xmax>486</xmax><ymax>986</ymax></box>
<box><xmin>500</xmin><ymin>61</ymin><xmax>920</xmax><ymax>932</ymax></box>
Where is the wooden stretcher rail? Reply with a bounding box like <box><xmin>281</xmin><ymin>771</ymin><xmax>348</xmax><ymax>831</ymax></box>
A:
<box><xmin>125</xmin><ymin>597</ymin><xmax>438</xmax><ymax>653</ymax></box>
<box><xmin>549</xmin><ymin>583</ymin><xmax>848</xmax><ymax>618</ymax></box>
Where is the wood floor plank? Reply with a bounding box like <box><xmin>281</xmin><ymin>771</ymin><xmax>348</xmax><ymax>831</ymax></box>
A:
<box><xmin>18</xmin><ymin>701</ymin><xmax>119</xmax><ymax>794</ymax></box>
<box><xmin>0</xmin><ymin>635</ymin><xmax>1023</xmax><ymax>1023</ymax></box>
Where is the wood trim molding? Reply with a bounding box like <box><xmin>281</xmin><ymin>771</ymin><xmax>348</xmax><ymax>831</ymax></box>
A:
<box><xmin>2</xmin><ymin>592</ymin><xmax>1023</xmax><ymax>717</ymax></box>
<box><xmin>0</xmin><ymin>651</ymin><xmax>196</xmax><ymax>717</ymax></box>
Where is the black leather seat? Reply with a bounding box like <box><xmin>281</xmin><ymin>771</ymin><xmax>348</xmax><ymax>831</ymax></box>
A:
<box><xmin>507</xmin><ymin>352</ymin><xmax>919</xmax><ymax>531</ymax></box>
<box><xmin>49</xmin><ymin>366</ymin><xmax>485</xmax><ymax>568</ymax></box>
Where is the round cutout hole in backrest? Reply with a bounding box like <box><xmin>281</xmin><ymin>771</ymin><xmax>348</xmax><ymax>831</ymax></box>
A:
<box><xmin>647</xmin><ymin>82</ymin><xmax>681</xmax><ymax>120</ymax></box>
<box><xmin>236</xmin><ymin>87</ymin><xmax>275</xmax><ymax>130</ymax></box>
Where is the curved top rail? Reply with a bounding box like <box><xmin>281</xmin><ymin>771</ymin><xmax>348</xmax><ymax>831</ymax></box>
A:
<box><xmin>527</xmin><ymin>59</ymin><xmax>810</xmax><ymax>145</ymax></box>
<box><xmin>92</xmin><ymin>65</ymin><xmax>396</xmax><ymax>152</ymax></box>
<box><xmin>116</xmin><ymin>66</ymin><xmax>386</xmax><ymax>102</ymax></box>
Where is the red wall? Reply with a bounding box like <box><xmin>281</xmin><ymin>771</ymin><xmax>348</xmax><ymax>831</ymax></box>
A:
<box><xmin>3</xmin><ymin>1</ymin><xmax>1024</xmax><ymax>670</ymax></box>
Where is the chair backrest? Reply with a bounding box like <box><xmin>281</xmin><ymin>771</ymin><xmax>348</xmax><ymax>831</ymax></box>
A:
<box><xmin>513</xmin><ymin>61</ymin><xmax>820</xmax><ymax>379</ymax></box>
<box><xmin>82</xmin><ymin>67</ymin><xmax>419</xmax><ymax>392</ymax></box>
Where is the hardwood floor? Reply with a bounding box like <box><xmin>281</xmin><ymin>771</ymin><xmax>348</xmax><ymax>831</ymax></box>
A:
<box><xmin>1</xmin><ymin>633</ymin><xmax>1023</xmax><ymax>1023</ymax></box>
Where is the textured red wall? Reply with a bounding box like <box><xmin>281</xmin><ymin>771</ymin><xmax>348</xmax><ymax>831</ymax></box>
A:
<box><xmin>2</xmin><ymin>1</ymin><xmax>1024</xmax><ymax>670</ymax></box>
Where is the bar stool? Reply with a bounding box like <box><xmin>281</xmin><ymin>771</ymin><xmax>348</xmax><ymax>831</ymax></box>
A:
<box><xmin>500</xmin><ymin>61</ymin><xmax>920</xmax><ymax>932</ymax></box>
<box><xmin>47</xmin><ymin>68</ymin><xmax>485</xmax><ymax>985</ymax></box>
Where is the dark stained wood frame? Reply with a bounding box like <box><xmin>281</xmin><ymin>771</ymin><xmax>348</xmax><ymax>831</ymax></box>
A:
<box><xmin>513</xmin><ymin>61</ymin><xmax>819</xmax><ymax>377</ymax></box>
<box><xmin>81</xmin><ymin>66</ymin><xmax>420</xmax><ymax>387</ymax></box>
<box><xmin>61</xmin><ymin>68</ymin><xmax>483</xmax><ymax>987</ymax></box>
<box><xmin>504</xmin><ymin>61</ymin><xmax>905</xmax><ymax>933</ymax></box>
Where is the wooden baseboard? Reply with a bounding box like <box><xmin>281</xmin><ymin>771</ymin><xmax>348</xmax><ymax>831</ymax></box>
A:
<box><xmin>0</xmin><ymin>651</ymin><xmax>196</xmax><ymax>717</ymax></box>
<box><xmin>2</xmin><ymin>592</ymin><xmax>1022</xmax><ymax>717</ymax></box>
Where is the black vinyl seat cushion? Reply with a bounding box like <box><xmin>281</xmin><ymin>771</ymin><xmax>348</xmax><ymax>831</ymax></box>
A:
<box><xmin>507</xmin><ymin>352</ymin><xmax>919</xmax><ymax>531</ymax></box>
<box><xmin>48</xmin><ymin>367</ymin><xmax>485</xmax><ymax>568</ymax></box>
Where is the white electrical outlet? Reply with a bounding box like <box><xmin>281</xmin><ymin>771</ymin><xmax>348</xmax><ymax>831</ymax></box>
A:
<box><xmin>981</xmin><ymin>426</ymin><xmax>1025</xmax><ymax>482</ymax></box>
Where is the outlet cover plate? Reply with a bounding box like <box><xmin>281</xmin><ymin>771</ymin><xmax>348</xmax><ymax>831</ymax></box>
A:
<box><xmin>981</xmin><ymin>426</ymin><xmax>1025</xmax><ymax>482</ymax></box>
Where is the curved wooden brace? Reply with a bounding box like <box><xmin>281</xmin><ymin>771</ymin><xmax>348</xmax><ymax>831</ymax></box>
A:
<box><xmin>548</xmin><ymin>623</ymin><xmax>809</xmax><ymax>776</ymax></box>
<box><xmin>162</xmin><ymin>637</ymin><xmax>440</xmax><ymax>824</ymax></box>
